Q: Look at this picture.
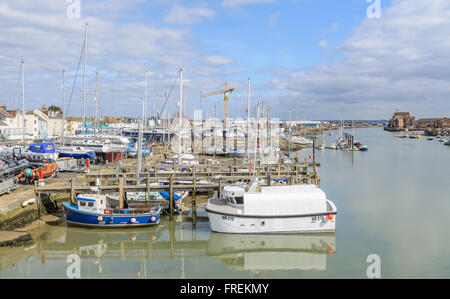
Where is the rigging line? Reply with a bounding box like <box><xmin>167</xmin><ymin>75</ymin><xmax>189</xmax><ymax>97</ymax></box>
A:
<box><xmin>13</xmin><ymin>63</ymin><xmax>22</xmax><ymax>111</ymax></box>
<box><xmin>65</xmin><ymin>38</ymin><xmax>85</xmax><ymax>117</ymax></box>
<box><xmin>141</xmin><ymin>73</ymin><xmax>179</xmax><ymax>156</ymax></box>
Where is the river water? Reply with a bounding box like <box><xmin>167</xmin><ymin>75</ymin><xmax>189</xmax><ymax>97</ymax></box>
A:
<box><xmin>0</xmin><ymin>127</ymin><xmax>449</xmax><ymax>279</ymax></box>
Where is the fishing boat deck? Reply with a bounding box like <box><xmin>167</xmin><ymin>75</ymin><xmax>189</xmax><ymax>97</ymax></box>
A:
<box><xmin>207</xmin><ymin>198</ymin><xmax>242</xmax><ymax>215</ymax></box>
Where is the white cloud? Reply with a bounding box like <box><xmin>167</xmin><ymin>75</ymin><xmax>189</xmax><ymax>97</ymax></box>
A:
<box><xmin>222</xmin><ymin>0</ymin><xmax>276</xmax><ymax>9</ymax></box>
<box><xmin>317</xmin><ymin>39</ymin><xmax>328</xmax><ymax>48</ymax></box>
<box><xmin>204</xmin><ymin>55</ymin><xmax>235</xmax><ymax>66</ymax></box>
<box><xmin>265</xmin><ymin>0</ymin><xmax>450</xmax><ymax>119</ymax></box>
<box><xmin>0</xmin><ymin>1</ymin><xmax>231</xmax><ymax>117</ymax></box>
<box><xmin>163</xmin><ymin>5</ymin><xmax>216</xmax><ymax>25</ymax></box>
<box><xmin>267</xmin><ymin>11</ymin><xmax>280</xmax><ymax>27</ymax></box>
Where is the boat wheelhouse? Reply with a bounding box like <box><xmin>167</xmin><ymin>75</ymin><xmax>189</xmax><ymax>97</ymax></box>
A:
<box><xmin>27</xmin><ymin>142</ymin><xmax>59</xmax><ymax>161</ymax></box>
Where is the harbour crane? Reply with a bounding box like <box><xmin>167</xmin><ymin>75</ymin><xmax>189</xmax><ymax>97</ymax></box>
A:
<box><xmin>202</xmin><ymin>82</ymin><xmax>235</xmax><ymax>128</ymax></box>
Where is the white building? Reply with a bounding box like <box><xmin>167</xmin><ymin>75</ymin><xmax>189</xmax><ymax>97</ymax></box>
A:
<box><xmin>0</xmin><ymin>105</ymin><xmax>26</xmax><ymax>141</ymax></box>
<box><xmin>285</xmin><ymin>120</ymin><xmax>322</xmax><ymax>128</ymax></box>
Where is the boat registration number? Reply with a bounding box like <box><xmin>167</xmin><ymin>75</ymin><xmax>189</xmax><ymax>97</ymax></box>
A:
<box><xmin>311</xmin><ymin>215</ymin><xmax>325</xmax><ymax>223</ymax></box>
<box><xmin>222</xmin><ymin>216</ymin><xmax>234</xmax><ymax>221</ymax></box>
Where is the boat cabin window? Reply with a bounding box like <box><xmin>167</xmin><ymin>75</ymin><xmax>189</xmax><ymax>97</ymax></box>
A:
<box><xmin>226</xmin><ymin>196</ymin><xmax>244</xmax><ymax>205</ymax></box>
<box><xmin>235</xmin><ymin>196</ymin><xmax>244</xmax><ymax>204</ymax></box>
<box><xmin>88</xmin><ymin>202</ymin><xmax>94</xmax><ymax>207</ymax></box>
<box><xmin>79</xmin><ymin>201</ymin><xmax>86</xmax><ymax>207</ymax></box>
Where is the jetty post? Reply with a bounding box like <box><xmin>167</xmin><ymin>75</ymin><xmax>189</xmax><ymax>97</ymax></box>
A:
<box><xmin>146</xmin><ymin>173</ymin><xmax>150</xmax><ymax>206</ymax></box>
<box><xmin>192</xmin><ymin>178</ymin><xmax>197</xmax><ymax>227</ymax></box>
<box><xmin>119</xmin><ymin>177</ymin><xmax>124</xmax><ymax>209</ymax></box>
<box><xmin>70</xmin><ymin>177</ymin><xmax>76</xmax><ymax>204</ymax></box>
<box><xmin>169</xmin><ymin>174</ymin><xmax>174</xmax><ymax>220</ymax></box>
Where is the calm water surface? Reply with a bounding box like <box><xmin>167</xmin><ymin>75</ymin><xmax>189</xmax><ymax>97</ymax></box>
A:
<box><xmin>1</xmin><ymin>127</ymin><xmax>449</xmax><ymax>279</ymax></box>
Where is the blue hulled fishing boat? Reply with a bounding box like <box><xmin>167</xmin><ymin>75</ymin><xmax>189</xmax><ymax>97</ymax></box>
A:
<box><xmin>63</xmin><ymin>194</ymin><xmax>161</xmax><ymax>228</ymax></box>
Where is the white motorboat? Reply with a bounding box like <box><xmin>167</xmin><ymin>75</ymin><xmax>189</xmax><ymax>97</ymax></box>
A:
<box><xmin>290</xmin><ymin>135</ymin><xmax>313</xmax><ymax>146</ymax></box>
<box><xmin>206</xmin><ymin>182</ymin><xmax>337</xmax><ymax>234</ymax></box>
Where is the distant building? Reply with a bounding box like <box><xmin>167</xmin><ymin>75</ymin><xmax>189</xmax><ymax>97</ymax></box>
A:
<box><xmin>385</xmin><ymin>112</ymin><xmax>415</xmax><ymax>131</ymax></box>
<box><xmin>285</xmin><ymin>120</ymin><xmax>322</xmax><ymax>128</ymax></box>
<box><xmin>416</xmin><ymin>118</ymin><xmax>450</xmax><ymax>129</ymax></box>
<box><xmin>0</xmin><ymin>104</ymin><xmax>26</xmax><ymax>141</ymax></box>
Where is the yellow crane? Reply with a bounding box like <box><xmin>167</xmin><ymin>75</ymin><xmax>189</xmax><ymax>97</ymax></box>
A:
<box><xmin>202</xmin><ymin>82</ymin><xmax>235</xmax><ymax>128</ymax></box>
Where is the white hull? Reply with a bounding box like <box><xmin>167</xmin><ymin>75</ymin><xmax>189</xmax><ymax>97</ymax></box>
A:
<box><xmin>207</xmin><ymin>210</ymin><xmax>336</xmax><ymax>234</ymax></box>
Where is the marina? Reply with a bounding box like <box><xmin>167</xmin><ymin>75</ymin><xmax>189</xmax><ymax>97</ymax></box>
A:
<box><xmin>1</xmin><ymin>0</ymin><xmax>449</xmax><ymax>283</ymax></box>
<box><xmin>1</xmin><ymin>127</ymin><xmax>449</xmax><ymax>278</ymax></box>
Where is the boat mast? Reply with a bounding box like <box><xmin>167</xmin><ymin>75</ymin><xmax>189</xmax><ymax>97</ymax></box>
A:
<box><xmin>246</xmin><ymin>77</ymin><xmax>250</xmax><ymax>159</ymax></box>
<box><xmin>144</xmin><ymin>71</ymin><xmax>148</xmax><ymax>129</ymax></box>
<box><xmin>137</xmin><ymin>96</ymin><xmax>144</xmax><ymax>177</ymax></box>
<box><xmin>62</xmin><ymin>69</ymin><xmax>65</xmax><ymax>143</ymax></box>
<box><xmin>94</xmin><ymin>72</ymin><xmax>98</xmax><ymax>139</ymax></box>
<box><xmin>21</xmin><ymin>60</ymin><xmax>25</xmax><ymax>145</ymax></box>
<box><xmin>178</xmin><ymin>68</ymin><xmax>183</xmax><ymax>165</ymax></box>
<box><xmin>82</xmin><ymin>23</ymin><xmax>88</xmax><ymax>129</ymax></box>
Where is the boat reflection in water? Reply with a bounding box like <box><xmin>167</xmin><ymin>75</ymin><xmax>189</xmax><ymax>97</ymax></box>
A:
<box><xmin>1</xmin><ymin>221</ymin><xmax>335</xmax><ymax>278</ymax></box>
<box><xmin>207</xmin><ymin>233</ymin><xmax>336</xmax><ymax>272</ymax></box>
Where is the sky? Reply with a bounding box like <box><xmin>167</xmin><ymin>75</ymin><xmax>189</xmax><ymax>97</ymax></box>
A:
<box><xmin>0</xmin><ymin>0</ymin><xmax>449</xmax><ymax>120</ymax></box>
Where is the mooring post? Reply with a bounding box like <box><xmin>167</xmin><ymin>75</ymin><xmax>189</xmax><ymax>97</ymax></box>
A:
<box><xmin>146</xmin><ymin>174</ymin><xmax>150</xmax><ymax>206</ymax></box>
<box><xmin>34</xmin><ymin>181</ymin><xmax>41</xmax><ymax>219</ymax></box>
<box><xmin>218</xmin><ymin>179</ymin><xmax>222</xmax><ymax>198</ymax></box>
<box><xmin>119</xmin><ymin>177</ymin><xmax>124</xmax><ymax>210</ymax></box>
<box><xmin>192</xmin><ymin>178</ymin><xmax>197</xmax><ymax>227</ymax></box>
<box><xmin>169</xmin><ymin>174</ymin><xmax>174</xmax><ymax>220</ymax></box>
<box><xmin>70</xmin><ymin>177</ymin><xmax>76</xmax><ymax>204</ymax></box>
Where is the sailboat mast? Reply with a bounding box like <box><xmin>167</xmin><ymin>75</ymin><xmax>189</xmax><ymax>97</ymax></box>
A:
<box><xmin>144</xmin><ymin>71</ymin><xmax>148</xmax><ymax>129</ymax></box>
<box><xmin>94</xmin><ymin>72</ymin><xmax>98</xmax><ymax>139</ymax></box>
<box><xmin>62</xmin><ymin>69</ymin><xmax>65</xmax><ymax>142</ymax></box>
<box><xmin>21</xmin><ymin>60</ymin><xmax>25</xmax><ymax>144</ymax></box>
<box><xmin>246</xmin><ymin>77</ymin><xmax>250</xmax><ymax>158</ymax></box>
<box><xmin>82</xmin><ymin>23</ymin><xmax>88</xmax><ymax>127</ymax></box>
<box><xmin>178</xmin><ymin>68</ymin><xmax>183</xmax><ymax>164</ymax></box>
<box><xmin>137</xmin><ymin>95</ymin><xmax>144</xmax><ymax>177</ymax></box>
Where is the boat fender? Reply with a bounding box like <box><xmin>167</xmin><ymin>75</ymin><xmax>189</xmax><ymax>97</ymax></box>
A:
<box><xmin>130</xmin><ymin>218</ymin><xmax>136</xmax><ymax>223</ymax></box>
<box><xmin>151</xmin><ymin>216</ymin><xmax>156</xmax><ymax>222</ymax></box>
<box><xmin>328</xmin><ymin>214</ymin><xmax>334</xmax><ymax>221</ymax></box>
<box><xmin>24</xmin><ymin>168</ymin><xmax>33</xmax><ymax>178</ymax></box>
<box><xmin>97</xmin><ymin>216</ymin><xmax>103</xmax><ymax>222</ymax></box>
<box><xmin>109</xmin><ymin>216</ymin><xmax>114</xmax><ymax>223</ymax></box>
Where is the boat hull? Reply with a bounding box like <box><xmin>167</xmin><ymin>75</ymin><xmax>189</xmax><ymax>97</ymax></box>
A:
<box><xmin>63</xmin><ymin>203</ymin><xmax>160</xmax><ymax>228</ymax></box>
<box><xmin>206</xmin><ymin>209</ymin><xmax>336</xmax><ymax>234</ymax></box>
<box><xmin>58</xmin><ymin>151</ymin><xmax>96</xmax><ymax>160</ymax></box>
